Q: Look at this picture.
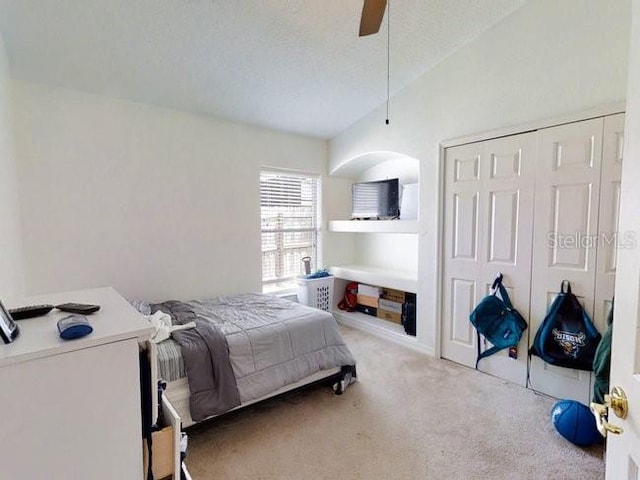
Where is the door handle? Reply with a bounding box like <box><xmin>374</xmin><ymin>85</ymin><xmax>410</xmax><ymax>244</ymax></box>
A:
<box><xmin>590</xmin><ymin>386</ymin><xmax>628</xmax><ymax>437</ymax></box>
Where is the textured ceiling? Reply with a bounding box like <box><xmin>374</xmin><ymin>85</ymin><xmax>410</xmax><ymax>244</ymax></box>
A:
<box><xmin>0</xmin><ymin>0</ymin><xmax>527</xmax><ymax>138</ymax></box>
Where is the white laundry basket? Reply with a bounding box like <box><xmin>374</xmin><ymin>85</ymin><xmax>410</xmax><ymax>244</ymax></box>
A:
<box><xmin>296</xmin><ymin>275</ymin><xmax>334</xmax><ymax>312</ymax></box>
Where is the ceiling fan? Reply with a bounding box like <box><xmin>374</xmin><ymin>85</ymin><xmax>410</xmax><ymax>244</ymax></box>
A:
<box><xmin>359</xmin><ymin>0</ymin><xmax>388</xmax><ymax>36</ymax></box>
<box><xmin>359</xmin><ymin>0</ymin><xmax>392</xmax><ymax>125</ymax></box>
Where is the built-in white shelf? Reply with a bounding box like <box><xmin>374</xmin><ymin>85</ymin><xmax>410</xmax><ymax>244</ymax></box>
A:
<box><xmin>330</xmin><ymin>264</ymin><xmax>418</xmax><ymax>293</ymax></box>
<box><xmin>333</xmin><ymin>309</ymin><xmax>404</xmax><ymax>335</ymax></box>
<box><xmin>328</xmin><ymin>220</ymin><xmax>419</xmax><ymax>234</ymax></box>
<box><xmin>332</xmin><ymin>309</ymin><xmax>431</xmax><ymax>355</ymax></box>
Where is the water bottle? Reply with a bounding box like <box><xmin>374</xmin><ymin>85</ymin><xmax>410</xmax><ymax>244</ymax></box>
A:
<box><xmin>301</xmin><ymin>257</ymin><xmax>311</xmax><ymax>275</ymax></box>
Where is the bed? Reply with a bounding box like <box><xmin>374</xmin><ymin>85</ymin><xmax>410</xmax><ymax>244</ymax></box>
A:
<box><xmin>145</xmin><ymin>293</ymin><xmax>356</xmax><ymax>427</ymax></box>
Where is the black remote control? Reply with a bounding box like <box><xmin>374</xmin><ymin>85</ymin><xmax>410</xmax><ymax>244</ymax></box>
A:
<box><xmin>55</xmin><ymin>303</ymin><xmax>101</xmax><ymax>315</ymax></box>
<box><xmin>9</xmin><ymin>304</ymin><xmax>55</xmax><ymax>320</ymax></box>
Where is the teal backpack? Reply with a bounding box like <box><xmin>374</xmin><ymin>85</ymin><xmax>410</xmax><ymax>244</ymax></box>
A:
<box><xmin>469</xmin><ymin>274</ymin><xmax>528</xmax><ymax>367</ymax></box>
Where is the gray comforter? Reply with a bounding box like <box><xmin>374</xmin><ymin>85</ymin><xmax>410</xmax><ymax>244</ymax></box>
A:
<box><xmin>152</xmin><ymin>301</ymin><xmax>241</xmax><ymax>421</ymax></box>
<box><xmin>153</xmin><ymin>294</ymin><xmax>356</xmax><ymax>422</ymax></box>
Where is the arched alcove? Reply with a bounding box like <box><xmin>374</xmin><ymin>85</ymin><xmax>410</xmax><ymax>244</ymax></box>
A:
<box><xmin>325</xmin><ymin>150</ymin><xmax>429</xmax><ymax>354</ymax></box>
<box><xmin>330</xmin><ymin>150</ymin><xmax>419</xmax><ymax>180</ymax></box>
<box><xmin>328</xmin><ymin>150</ymin><xmax>421</xmax><ymax>229</ymax></box>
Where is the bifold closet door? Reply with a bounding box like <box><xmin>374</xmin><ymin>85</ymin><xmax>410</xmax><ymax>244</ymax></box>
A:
<box><xmin>442</xmin><ymin>133</ymin><xmax>535</xmax><ymax>386</ymax></box>
<box><xmin>528</xmin><ymin>117</ymin><xmax>605</xmax><ymax>403</ymax></box>
<box><xmin>594</xmin><ymin>113</ymin><xmax>625</xmax><ymax>335</ymax></box>
<box><xmin>442</xmin><ymin>141</ymin><xmax>483</xmax><ymax>369</ymax></box>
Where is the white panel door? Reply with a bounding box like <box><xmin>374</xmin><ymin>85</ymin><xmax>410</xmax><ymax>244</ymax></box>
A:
<box><xmin>442</xmin><ymin>133</ymin><xmax>535</xmax><ymax>386</ymax></box>
<box><xmin>442</xmin><ymin>142</ymin><xmax>483</xmax><ymax>366</ymax></box>
<box><xmin>594</xmin><ymin>114</ymin><xmax>625</xmax><ymax>333</ymax></box>
<box><xmin>476</xmin><ymin>134</ymin><xmax>535</xmax><ymax>386</ymax></box>
<box><xmin>604</xmin><ymin>3</ymin><xmax>640</xmax><ymax>469</ymax></box>
<box><xmin>529</xmin><ymin>117</ymin><xmax>604</xmax><ymax>403</ymax></box>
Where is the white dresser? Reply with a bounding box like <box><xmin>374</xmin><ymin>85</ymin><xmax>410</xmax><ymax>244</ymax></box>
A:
<box><xmin>0</xmin><ymin>287</ymin><xmax>153</xmax><ymax>480</ymax></box>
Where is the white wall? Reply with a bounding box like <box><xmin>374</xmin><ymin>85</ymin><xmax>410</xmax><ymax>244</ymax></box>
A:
<box><xmin>12</xmin><ymin>81</ymin><xmax>332</xmax><ymax>302</ymax></box>
<box><xmin>0</xmin><ymin>33</ymin><xmax>24</xmax><ymax>299</ymax></box>
<box><xmin>322</xmin><ymin>175</ymin><xmax>356</xmax><ymax>268</ymax></box>
<box><xmin>329</xmin><ymin>0</ymin><xmax>631</xmax><ymax>352</ymax></box>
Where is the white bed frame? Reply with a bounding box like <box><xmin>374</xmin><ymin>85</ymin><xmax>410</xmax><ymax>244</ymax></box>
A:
<box><xmin>165</xmin><ymin>366</ymin><xmax>343</xmax><ymax>428</ymax></box>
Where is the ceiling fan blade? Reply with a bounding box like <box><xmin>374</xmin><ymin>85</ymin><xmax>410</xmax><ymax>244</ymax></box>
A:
<box><xmin>359</xmin><ymin>0</ymin><xmax>387</xmax><ymax>37</ymax></box>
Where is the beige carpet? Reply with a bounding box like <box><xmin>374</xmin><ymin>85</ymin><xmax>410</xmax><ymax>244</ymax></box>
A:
<box><xmin>185</xmin><ymin>325</ymin><xmax>604</xmax><ymax>479</ymax></box>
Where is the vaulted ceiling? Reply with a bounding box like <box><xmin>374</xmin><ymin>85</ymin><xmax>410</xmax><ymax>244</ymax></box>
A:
<box><xmin>0</xmin><ymin>0</ymin><xmax>527</xmax><ymax>138</ymax></box>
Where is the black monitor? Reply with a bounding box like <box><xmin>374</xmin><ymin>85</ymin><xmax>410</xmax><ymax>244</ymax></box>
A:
<box><xmin>351</xmin><ymin>178</ymin><xmax>400</xmax><ymax>220</ymax></box>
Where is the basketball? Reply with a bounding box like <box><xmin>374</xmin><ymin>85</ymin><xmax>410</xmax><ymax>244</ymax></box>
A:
<box><xmin>551</xmin><ymin>399</ymin><xmax>601</xmax><ymax>446</ymax></box>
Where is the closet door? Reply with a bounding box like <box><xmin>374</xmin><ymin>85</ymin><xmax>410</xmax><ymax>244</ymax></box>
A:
<box><xmin>594</xmin><ymin>114</ymin><xmax>625</xmax><ymax>332</ymax></box>
<box><xmin>477</xmin><ymin>135</ymin><xmax>535</xmax><ymax>385</ymax></box>
<box><xmin>442</xmin><ymin>133</ymin><xmax>535</xmax><ymax>386</ymax></box>
<box><xmin>442</xmin><ymin>142</ymin><xmax>483</xmax><ymax>368</ymax></box>
<box><xmin>528</xmin><ymin>118</ymin><xmax>604</xmax><ymax>403</ymax></box>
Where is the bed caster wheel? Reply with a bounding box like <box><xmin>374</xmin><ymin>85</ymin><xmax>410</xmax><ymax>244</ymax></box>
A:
<box><xmin>333</xmin><ymin>371</ymin><xmax>356</xmax><ymax>395</ymax></box>
<box><xmin>333</xmin><ymin>381</ymin><xmax>344</xmax><ymax>395</ymax></box>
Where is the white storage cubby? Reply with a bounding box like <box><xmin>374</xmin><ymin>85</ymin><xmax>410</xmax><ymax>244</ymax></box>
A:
<box><xmin>327</xmin><ymin>152</ymin><xmax>423</xmax><ymax>351</ymax></box>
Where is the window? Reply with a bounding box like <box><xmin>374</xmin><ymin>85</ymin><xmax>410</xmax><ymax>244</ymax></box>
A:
<box><xmin>260</xmin><ymin>170</ymin><xmax>319</xmax><ymax>293</ymax></box>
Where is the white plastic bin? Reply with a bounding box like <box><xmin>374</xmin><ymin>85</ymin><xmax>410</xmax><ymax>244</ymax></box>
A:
<box><xmin>296</xmin><ymin>275</ymin><xmax>334</xmax><ymax>311</ymax></box>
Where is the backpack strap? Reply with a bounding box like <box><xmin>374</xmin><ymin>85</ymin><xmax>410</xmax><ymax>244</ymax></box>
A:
<box><xmin>476</xmin><ymin>343</ymin><xmax>504</xmax><ymax>368</ymax></box>
<box><xmin>496</xmin><ymin>284</ymin><xmax>513</xmax><ymax>310</ymax></box>
<box><xmin>493</xmin><ymin>274</ymin><xmax>514</xmax><ymax>310</ymax></box>
<box><xmin>476</xmin><ymin>330</ymin><xmax>481</xmax><ymax>369</ymax></box>
<box><xmin>561</xmin><ymin>280</ymin><xmax>571</xmax><ymax>294</ymax></box>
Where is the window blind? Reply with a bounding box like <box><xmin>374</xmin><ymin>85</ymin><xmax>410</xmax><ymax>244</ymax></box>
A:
<box><xmin>260</xmin><ymin>171</ymin><xmax>318</xmax><ymax>289</ymax></box>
